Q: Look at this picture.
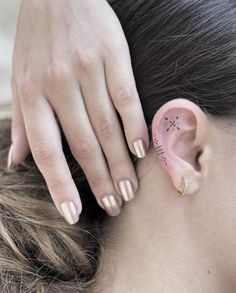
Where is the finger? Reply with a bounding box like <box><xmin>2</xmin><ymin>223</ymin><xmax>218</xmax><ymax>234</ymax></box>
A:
<box><xmin>9</xmin><ymin>79</ymin><xmax>30</xmax><ymax>167</ymax></box>
<box><xmin>19</xmin><ymin>88</ymin><xmax>82</xmax><ymax>224</ymax></box>
<box><xmin>105</xmin><ymin>48</ymin><xmax>150</xmax><ymax>158</ymax></box>
<box><xmin>48</xmin><ymin>80</ymin><xmax>122</xmax><ymax>216</ymax></box>
<box><xmin>80</xmin><ymin>63</ymin><xmax>138</xmax><ymax>202</ymax></box>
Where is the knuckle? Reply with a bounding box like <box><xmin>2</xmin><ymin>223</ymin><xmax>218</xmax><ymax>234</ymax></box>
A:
<box><xmin>75</xmin><ymin>49</ymin><xmax>97</xmax><ymax>70</ymax></box>
<box><xmin>71</xmin><ymin>138</ymin><xmax>95</xmax><ymax>160</ymax></box>
<box><xmin>49</xmin><ymin>179</ymin><xmax>71</xmax><ymax>193</ymax></box>
<box><xmin>115</xmin><ymin>42</ymin><xmax>129</xmax><ymax>56</ymax></box>
<box><xmin>110</xmin><ymin>158</ymin><xmax>127</xmax><ymax>170</ymax></box>
<box><xmin>46</xmin><ymin>63</ymin><xmax>70</xmax><ymax>88</ymax></box>
<box><xmin>33</xmin><ymin>141</ymin><xmax>57</xmax><ymax>163</ymax></box>
<box><xmin>90</xmin><ymin>175</ymin><xmax>109</xmax><ymax>190</ymax></box>
<box><xmin>105</xmin><ymin>39</ymin><xmax>128</xmax><ymax>56</ymax></box>
<box><xmin>115</xmin><ymin>87</ymin><xmax>136</xmax><ymax>107</ymax></box>
<box><xmin>95</xmin><ymin>117</ymin><xmax>116</xmax><ymax>138</ymax></box>
<box><xmin>127</xmin><ymin>116</ymin><xmax>142</xmax><ymax>129</ymax></box>
<box><xmin>18</xmin><ymin>76</ymin><xmax>35</xmax><ymax>105</ymax></box>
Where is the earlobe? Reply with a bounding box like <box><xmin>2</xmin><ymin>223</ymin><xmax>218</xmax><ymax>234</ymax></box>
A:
<box><xmin>152</xmin><ymin>99</ymin><xmax>210</xmax><ymax>197</ymax></box>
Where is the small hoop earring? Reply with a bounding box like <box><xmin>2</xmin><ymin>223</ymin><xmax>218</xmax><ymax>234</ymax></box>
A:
<box><xmin>177</xmin><ymin>176</ymin><xmax>189</xmax><ymax>198</ymax></box>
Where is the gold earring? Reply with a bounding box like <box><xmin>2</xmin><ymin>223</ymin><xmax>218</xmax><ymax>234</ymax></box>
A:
<box><xmin>177</xmin><ymin>176</ymin><xmax>189</xmax><ymax>198</ymax></box>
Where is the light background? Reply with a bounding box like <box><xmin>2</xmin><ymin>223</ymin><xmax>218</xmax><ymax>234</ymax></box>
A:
<box><xmin>0</xmin><ymin>1</ymin><xmax>20</xmax><ymax>119</ymax></box>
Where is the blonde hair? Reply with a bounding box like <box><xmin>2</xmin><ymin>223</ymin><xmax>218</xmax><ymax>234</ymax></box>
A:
<box><xmin>0</xmin><ymin>119</ymin><xmax>106</xmax><ymax>292</ymax></box>
<box><xmin>2</xmin><ymin>0</ymin><xmax>236</xmax><ymax>289</ymax></box>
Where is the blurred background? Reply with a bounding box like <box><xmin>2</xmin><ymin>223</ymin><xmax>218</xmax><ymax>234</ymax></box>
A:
<box><xmin>0</xmin><ymin>1</ymin><xmax>20</xmax><ymax>119</ymax></box>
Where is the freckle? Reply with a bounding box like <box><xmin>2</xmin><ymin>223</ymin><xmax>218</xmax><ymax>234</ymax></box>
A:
<box><xmin>208</xmin><ymin>270</ymin><xmax>210</xmax><ymax>274</ymax></box>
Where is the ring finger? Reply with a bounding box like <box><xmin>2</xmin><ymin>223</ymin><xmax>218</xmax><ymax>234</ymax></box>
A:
<box><xmin>48</xmin><ymin>79</ymin><xmax>122</xmax><ymax>216</ymax></box>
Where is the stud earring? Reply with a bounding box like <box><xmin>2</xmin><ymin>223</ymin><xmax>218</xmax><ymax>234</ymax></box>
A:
<box><xmin>177</xmin><ymin>176</ymin><xmax>189</xmax><ymax>198</ymax></box>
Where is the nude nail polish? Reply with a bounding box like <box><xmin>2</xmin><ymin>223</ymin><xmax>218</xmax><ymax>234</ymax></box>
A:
<box><xmin>7</xmin><ymin>144</ymin><xmax>14</xmax><ymax>168</ymax></box>
<box><xmin>102</xmin><ymin>195</ymin><xmax>121</xmax><ymax>217</ymax></box>
<box><xmin>119</xmin><ymin>180</ymin><xmax>135</xmax><ymax>202</ymax></box>
<box><xmin>60</xmin><ymin>202</ymin><xmax>79</xmax><ymax>225</ymax></box>
<box><xmin>133</xmin><ymin>138</ymin><xmax>146</xmax><ymax>158</ymax></box>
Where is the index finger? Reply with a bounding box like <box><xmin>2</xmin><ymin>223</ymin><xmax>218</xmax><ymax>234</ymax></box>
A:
<box><xmin>105</xmin><ymin>47</ymin><xmax>150</xmax><ymax>158</ymax></box>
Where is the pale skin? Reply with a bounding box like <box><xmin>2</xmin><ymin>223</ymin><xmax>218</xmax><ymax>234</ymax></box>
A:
<box><xmin>96</xmin><ymin>99</ymin><xmax>236</xmax><ymax>293</ymax></box>
<box><xmin>10</xmin><ymin>0</ymin><xmax>149</xmax><ymax>223</ymax></box>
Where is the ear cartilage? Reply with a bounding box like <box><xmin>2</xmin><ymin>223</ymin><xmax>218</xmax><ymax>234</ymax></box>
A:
<box><xmin>155</xmin><ymin>145</ymin><xmax>165</xmax><ymax>156</ymax></box>
<box><xmin>153</xmin><ymin>135</ymin><xmax>168</xmax><ymax>166</ymax></box>
<box><xmin>177</xmin><ymin>176</ymin><xmax>190</xmax><ymax>198</ymax></box>
<box><xmin>165</xmin><ymin>116</ymin><xmax>181</xmax><ymax>132</ymax></box>
<box><xmin>160</xmin><ymin>155</ymin><xmax>168</xmax><ymax>166</ymax></box>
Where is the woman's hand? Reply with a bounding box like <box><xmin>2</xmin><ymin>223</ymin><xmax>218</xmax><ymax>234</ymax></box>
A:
<box><xmin>10</xmin><ymin>0</ymin><xmax>149</xmax><ymax>224</ymax></box>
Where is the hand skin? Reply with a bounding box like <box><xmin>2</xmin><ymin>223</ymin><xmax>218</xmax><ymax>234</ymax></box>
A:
<box><xmin>9</xmin><ymin>0</ymin><xmax>149</xmax><ymax>223</ymax></box>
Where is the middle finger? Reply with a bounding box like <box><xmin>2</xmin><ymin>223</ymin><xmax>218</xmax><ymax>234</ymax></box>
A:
<box><xmin>80</xmin><ymin>63</ymin><xmax>138</xmax><ymax>202</ymax></box>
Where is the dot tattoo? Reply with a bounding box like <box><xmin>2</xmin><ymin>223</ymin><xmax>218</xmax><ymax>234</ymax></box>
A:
<box><xmin>160</xmin><ymin>155</ymin><xmax>167</xmax><ymax>165</ymax></box>
<box><xmin>165</xmin><ymin>116</ymin><xmax>180</xmax><ymax>132</ymax></box>
<box><xmin>153</xmin><ymin>134</ymin><xmax>168</xmax><ymax>166</ymax></box>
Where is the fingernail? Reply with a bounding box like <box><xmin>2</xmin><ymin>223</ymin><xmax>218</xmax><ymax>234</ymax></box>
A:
<box><xmin>60</xmin><ymin>202</ymin><xmax>79</xmax><ymax>225</ymax></box>
<box><xmin>119</xmin><ymin>179</ymin><xmax>135</xmax><ymax>202</ymax></box>
<box><xmin>133</xmin><ymin>138</ymin><xmax>146</xmax><ymax>158</ymax></box>
<box><xmin>7</xmin><ymin>144</ymin><xmax>14</xmax><ymax>168</ymax></box>
<box><xmin>102</xmin><ymin>195</ymin><xmax>121</xmax><ymax>217</ymax></box>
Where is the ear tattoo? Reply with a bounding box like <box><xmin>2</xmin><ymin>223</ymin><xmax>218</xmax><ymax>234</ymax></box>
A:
<box><xmin>153</xmin><ymin>134</ymin><xmax>168</xmax><ymax>166</ymax></box>
<box><xmin>154</xmin><ymin>115</ymin><xmax>191</xmax><ymax>197</ymax></box>
<box><xmin>165</xmin><ymin>116</ymin><xmax>180</xmax><ymax>132</ymax></box>
<box><xmin>153</xmin><ymin>115</ymin><xmax>181</xmax><ymax>166</ymax></box>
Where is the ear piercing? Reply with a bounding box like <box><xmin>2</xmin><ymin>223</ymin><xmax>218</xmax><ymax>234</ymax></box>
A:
<box><xmin>177</xmin><ymin>176</ymin><xmax>189</xmax><ymax>198</ymax></box>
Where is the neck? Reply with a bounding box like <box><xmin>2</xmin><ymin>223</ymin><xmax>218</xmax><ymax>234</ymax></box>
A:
<box><xmin>95</xmin><ymin>152</ymin><xmax>234</xmax><ymax>293</ymax></box>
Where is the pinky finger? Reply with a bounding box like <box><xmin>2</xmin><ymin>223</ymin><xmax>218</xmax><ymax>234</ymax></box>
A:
<box><xmin>19</xmin><ymin>93</ymin><xmax>82</xmax><ymax>224</ymax></box>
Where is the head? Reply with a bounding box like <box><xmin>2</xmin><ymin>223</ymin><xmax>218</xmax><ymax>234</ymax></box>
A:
<box><xmin>1</xmin><ymin>0</ymin><xmax>236</xmax><ymax>291</ymax></box>
<box><xmin>114</xmin><ymin>0</ymin><xmax>236</xmax><ymax>276</ymax></box>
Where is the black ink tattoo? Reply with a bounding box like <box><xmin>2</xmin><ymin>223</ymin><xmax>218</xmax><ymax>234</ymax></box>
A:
<box><xmin>160</xmin><ymin>155</ymin><xmax>167</xmax><ymax>165</ymax></box>
<box><xmin>165</xmin><ymin>116</ymin><xmax>180</xmax><ymax>132</ymax></box>
<box><xmin>153</xmin><ymin>134</ymin><xmax>168</xmax><ymax>166</ymax></box>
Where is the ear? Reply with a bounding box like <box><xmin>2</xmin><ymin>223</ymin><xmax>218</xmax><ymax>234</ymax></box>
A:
<box><xmin>152</xmin><ymin>98</ymin><xmax>212</xmax><ymax>196</ymax></box>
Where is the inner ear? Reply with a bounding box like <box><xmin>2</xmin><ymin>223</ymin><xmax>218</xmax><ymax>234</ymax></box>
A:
<box><xmin>195</xmin><ymin>150</ymin><xmax>203</xmax><ymax>171</ymax></box>
<box><xmin>174</xmin><ymin>129</ymin><xmax>197</xmax><ymax>168</ymax></box>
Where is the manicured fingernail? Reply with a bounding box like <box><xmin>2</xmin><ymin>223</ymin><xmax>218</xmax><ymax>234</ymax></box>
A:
<box><xmin>119</xmin><ymin>179</ymin><xmax>135</xmax><ymax>202</ymax></box>
<box><xmin>102</xmin><ymin>195</ymin><xmax>121</xmax><ymax>217</ymax></box>
<box><xmin>7</xmin><ymin>144</ymin><xmax>14</xmax><ymax>168</ymax></box>
<box><xmin>133</xmin><ymin>138</ymin><xmax>146</xmax><ymax>158</ymax></box>
<box><xmin>60</xmin><ymin>202</ymin><xmax>79</xmax><ymax>225</ymax></box>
